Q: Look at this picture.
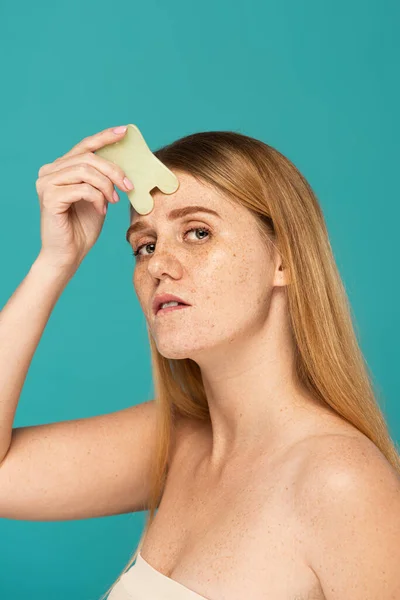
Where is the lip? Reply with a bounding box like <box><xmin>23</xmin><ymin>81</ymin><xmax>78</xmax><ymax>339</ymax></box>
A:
<box><xmin>155</xmin><ymin>304</ymin><xmax>190</xmax><ymax>317</ymax></box>
<box><xmin>152</xmin><ymin>293</ymin><xmax>191</xmax><ymax>315</ymax></box>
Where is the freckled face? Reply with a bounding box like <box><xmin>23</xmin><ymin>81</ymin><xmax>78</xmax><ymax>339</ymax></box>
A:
<box><xmin>129</xmin><ymin>171</ymin><xmax>276</xmax><ymax>360</ymax></box>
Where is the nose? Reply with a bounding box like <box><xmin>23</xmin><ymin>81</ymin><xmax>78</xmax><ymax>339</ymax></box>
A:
<box><xmin>146</xmin><ymin>247</ymin><xmax>184</xmax><ymax>280</ymax></box>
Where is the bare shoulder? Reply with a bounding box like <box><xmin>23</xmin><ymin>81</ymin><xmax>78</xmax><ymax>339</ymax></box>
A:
<box><xmin>295</xmin><ymin>431</ymin><xmax>400</xmax><ymax>493</ymax></box>
<box><xmin>293</xmin><ymin>434</ymin><xmax>400</xmax><ymax>600</ymax></box>
<box><xmin>293</xmin><ymin>430</ymin><xmax>400</xmax><ymax>551</ymax></box>
<box><xmin>291</xmin><ymin>434</ymin><xmax>400</xmax><ymax>598</ymax></box>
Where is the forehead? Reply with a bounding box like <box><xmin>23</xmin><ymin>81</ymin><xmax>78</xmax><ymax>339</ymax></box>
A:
<box><xmin>129</xmin><ymin>170</ymin><xmax>230</xmax><ymax>223</ymax></box>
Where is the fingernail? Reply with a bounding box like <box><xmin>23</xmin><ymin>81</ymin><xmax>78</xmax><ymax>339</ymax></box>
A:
<box><xmin>113</xmin><ymin>190</ymin><xmax>120</xmax><ymax>202</ymax></box>
<box><xmin>113</xmin><ymin>125</ymin><xmax>127</xmax><ymax>134</ymax></box>
<box><xmin>123</xmin><ymin>176</ymin><xmax>134</xmax><ymax>190</ymax></box>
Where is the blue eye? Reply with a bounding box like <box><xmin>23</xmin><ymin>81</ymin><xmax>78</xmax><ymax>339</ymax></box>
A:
<box><xmin>132</xmin><ymin>226</ymin><xmax>211</xmax><ymax>259</ymax></box>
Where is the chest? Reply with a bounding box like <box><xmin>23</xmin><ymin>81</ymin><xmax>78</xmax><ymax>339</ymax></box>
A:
<box><xmin>140</xmin><ymin>429</ymin><xmax>326</xmax><ymax>600</ymax></box>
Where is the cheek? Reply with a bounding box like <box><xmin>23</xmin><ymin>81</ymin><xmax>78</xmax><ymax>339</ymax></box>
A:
<box><xmin>201</xmin><ymin>239</ymin><xmax>261</xmax><ymax>287</ymax></box>
<box><xmin>192</xmin><ymin>247</ymin><xmax>241</xmax><ymax>303</ymax></box>
<box><xmin>133</xmin><ymin>270</ymin><xmax>146</xmax><ymax>305</ymax></box>
<box><xmin>133</xmin><ymin>270</ymin><xmax>139</xmax><ymax>293</ymax></box>
<box><xmin>200</xmin><ymin>243</ymin><xmax>270</xmax><ymax>311</ymax></box>
<box><xmin>195</xmin><ymin>245</ymin><xmax>232</xmax><ymax>281</ymax></box>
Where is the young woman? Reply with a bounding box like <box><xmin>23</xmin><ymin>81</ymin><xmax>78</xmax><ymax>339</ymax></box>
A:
<box><xmin>0</xmin><ymin>125</ymin><xmax>399</xmax><ymax>600</ymax></box>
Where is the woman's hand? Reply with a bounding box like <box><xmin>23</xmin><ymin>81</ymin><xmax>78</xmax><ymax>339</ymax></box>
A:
<box><xmin>35</xmin><ymin>126</ymin><xmax>133</xmax><ymax>270</ymax></box>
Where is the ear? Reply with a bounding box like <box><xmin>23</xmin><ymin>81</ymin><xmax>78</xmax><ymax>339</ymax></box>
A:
<box><xmin>273</xmin><ymin>252</ymin><xmax>291</xmax><ymax>286</ymax></box>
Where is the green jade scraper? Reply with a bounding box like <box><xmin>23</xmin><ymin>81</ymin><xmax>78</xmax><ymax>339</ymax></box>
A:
<box><xmin>95</xmin><ymin>124</ymin><xmax>179</xmax><ymax>215</ymax></box>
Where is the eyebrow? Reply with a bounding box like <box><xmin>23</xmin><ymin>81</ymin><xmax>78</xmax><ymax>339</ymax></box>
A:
<box><xmin>125</xmin><ymin>205</ymin><xmax>221</xmax><ymax>243</ymax></box>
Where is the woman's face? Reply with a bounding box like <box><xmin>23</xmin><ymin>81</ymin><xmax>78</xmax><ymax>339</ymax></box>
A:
<box><xmin>127</xmin><ymin>171</ymin><xmax>283</xmax><ymax>361</ymax></box>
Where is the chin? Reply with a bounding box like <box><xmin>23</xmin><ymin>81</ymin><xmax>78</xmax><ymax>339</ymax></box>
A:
<box><xmin>154</xmin><ymin>336</ymin><xmax>210</xmax><ymax>361</ymax></box>
<box><xmin>154</xmin><ymin>341</ymin><xmax>194</xmax><ymax>360</ymax></box>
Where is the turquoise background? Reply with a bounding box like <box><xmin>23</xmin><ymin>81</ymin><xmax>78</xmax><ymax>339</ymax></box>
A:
<box><xmin>0</xmin><ymin>0</ymin><xmax>399</xmax><ymax>598</ymax></box>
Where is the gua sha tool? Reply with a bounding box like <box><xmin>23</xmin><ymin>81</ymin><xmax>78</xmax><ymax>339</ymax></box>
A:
<box><xmin>95</xmin><ymin>124</ymin><xmax>180</xmax><ymax>215</ymax></box>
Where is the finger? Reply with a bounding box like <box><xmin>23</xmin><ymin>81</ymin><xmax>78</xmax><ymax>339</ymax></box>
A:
<box><xmin>63</xmin><ymin>126</ymin><xmax>128</xmax><ymax>160</ymax></box>
<box><xmin>38</xmin><ymin>152</ymin><xmax>129</xmax><ymax>193</ymax></box>
<box><xmin>46</xmin><ymin>183</ymin><xmax>107</xmax><ymax>218</ymax></box>
<box><xmin>42</xmin><ymin>163</ymin><xmax>118</xmax><ymax>206</ymax></box>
